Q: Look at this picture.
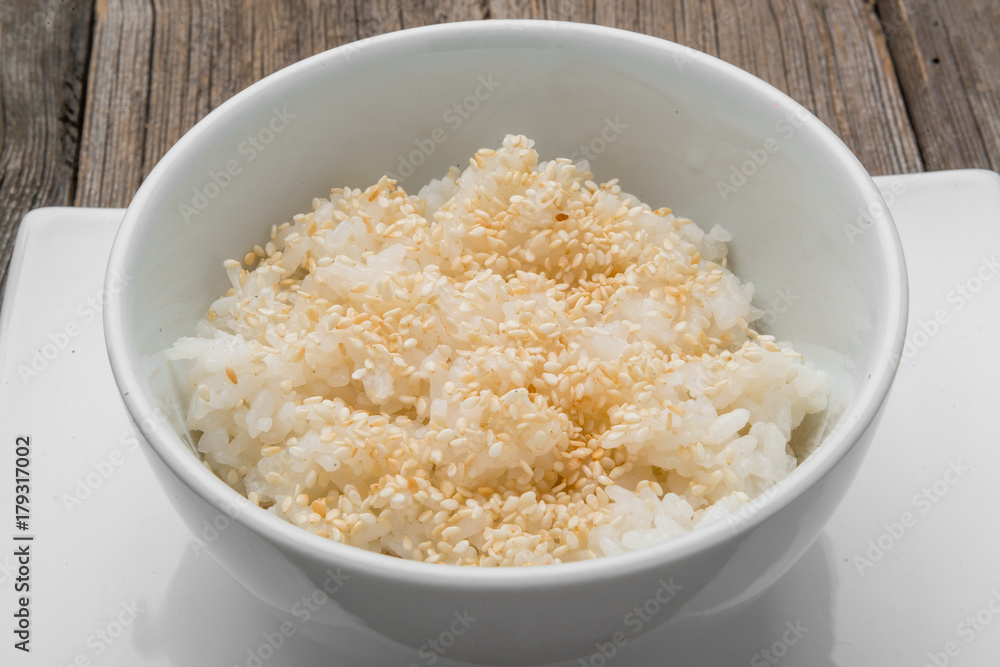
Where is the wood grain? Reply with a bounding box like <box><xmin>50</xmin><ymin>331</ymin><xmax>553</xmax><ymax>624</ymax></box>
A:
<box><xmin>0</xmin><ymin>0</ymin><xmax>94</xmax><ymax>302</ymax></box>
<box><xmin>877</xmin><ymin>0</ymin><xmax>1000</xmax><ymax>171</ymax></box>
<box><xmin>74</xmin><ymin>0</ymin><xmax>152</xmax><ymax>208</ymax></box>
<box><xmin>400</xmin><ymin>0</ymin><xmax>488</xmax><ymax>27</ymax></box>
<box><xmin>74</xmin><ymin>0</ymin><xmax>495</xmax><ymax>209</ymax></box>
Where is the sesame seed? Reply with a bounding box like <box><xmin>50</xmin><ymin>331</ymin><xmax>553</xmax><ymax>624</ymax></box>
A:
<box><xmin>179</xmin><ymin>134</ymin><xmax>828</xmax><ymax>567</ymax></box>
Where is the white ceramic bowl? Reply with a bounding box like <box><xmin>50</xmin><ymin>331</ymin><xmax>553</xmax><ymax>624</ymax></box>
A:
<box><xmin>104</xmin><ymin>20</ymin><xmax>907</xmax><ymax>666</ymax></box>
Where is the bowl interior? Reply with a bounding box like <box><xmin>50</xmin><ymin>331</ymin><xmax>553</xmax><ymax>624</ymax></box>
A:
<box><xmin>109</xmin><ymin>21</ymin><xmax>904</xmax><ymax>562</ymax></box>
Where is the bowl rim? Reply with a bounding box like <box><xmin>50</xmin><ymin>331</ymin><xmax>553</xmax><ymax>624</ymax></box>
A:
<box><xmin>103</xmin><ymin>18</ymin><xmax>908</xmax><ymax>588</ymax></box>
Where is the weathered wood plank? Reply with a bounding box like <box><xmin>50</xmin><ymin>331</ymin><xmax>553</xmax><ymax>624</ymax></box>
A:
<box><xmin>400</xmin><ymin>0</ymin><xmax>488</xmax><ymax>27</ymax></box>
<box><xmin>877</xmin><ymin>0</ymin><xmax>1000</xmax><ymax>171</ymax></box>
<box><xmin>489</xmin><ymin>0</ymin><xmax>545</xmax><ymax>21</ymax></box>
<box><xmin>77</xmin><ymin>0</ymin><xmax>337</xmax><ymax>207</ymax></box>
<box><xmin>0</xmin><ymin>0</ymin><xmax>94</xmax><ymax>302</ymax></box>
<box><xmin>77</xmin><ymin>0</ymin><xmax>491</xmax><ymax>208</ymax></box>
<box><xmin>595</xmin><ymin>0</ymin><xmax>639</xmax><ymax>32</ymax></box>
<box><xmin>74</xmin><ymin>0</ymin><xmax>154</xmax><ymax>207</ymax></box>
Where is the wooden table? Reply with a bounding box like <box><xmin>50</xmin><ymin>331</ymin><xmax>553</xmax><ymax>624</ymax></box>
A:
<box><xmin>2</xmin><ymin>0</ymin><xmax>998</xmax><ymax>302</ymax></box>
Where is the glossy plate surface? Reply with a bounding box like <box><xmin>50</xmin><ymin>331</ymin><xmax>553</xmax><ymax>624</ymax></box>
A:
<box><xmin>1</xmin><ymin>170</ymin><xmax>998</xmax><ymax>666</ymax></box>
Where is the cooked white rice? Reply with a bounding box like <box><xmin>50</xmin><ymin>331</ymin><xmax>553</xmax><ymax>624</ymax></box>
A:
<box><xmin>168</xmin><ymin>134</ymin><xmax>829</xmax><ymax>566</ymax></box>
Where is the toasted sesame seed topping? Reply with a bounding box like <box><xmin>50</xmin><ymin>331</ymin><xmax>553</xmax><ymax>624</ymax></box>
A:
<box><xmin>171</xmin><ymin>135</ymin><xmax>829</xmax><ymax>567</ymax></box>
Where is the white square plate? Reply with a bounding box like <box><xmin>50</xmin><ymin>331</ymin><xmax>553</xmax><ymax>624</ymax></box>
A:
<box><xmin>2</xmin><ymin>170</ymin><xmax>999</xmax><ymax>666</ymax></box>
